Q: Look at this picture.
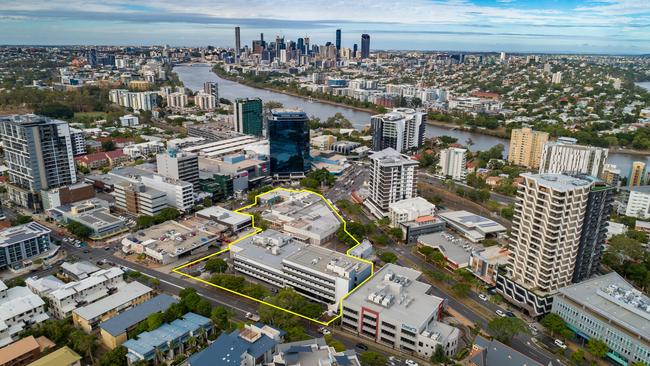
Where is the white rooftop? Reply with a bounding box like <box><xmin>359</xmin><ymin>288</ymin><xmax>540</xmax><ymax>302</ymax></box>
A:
<box><xmin>345</xmin><ymin>264</ymin><xmax>443</xmax><ymax>330</ymax></box>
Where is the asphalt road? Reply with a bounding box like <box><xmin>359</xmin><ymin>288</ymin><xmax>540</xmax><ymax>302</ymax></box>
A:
<box><xmin>324</xmin><ymin>177</ymin><xmax>562</xmax><ymax>366</ymax></box>
<box><xmin>50</xmin><ymin>234</ymin><xmax>410</xmax><ymax>363</ymax></box>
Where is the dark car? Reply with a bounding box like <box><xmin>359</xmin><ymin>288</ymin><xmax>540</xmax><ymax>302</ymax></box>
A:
<box><xmin>83</xmin><ymin>249</ymin><xmax>91</xmax><ymax>254</ymax></box>
<box><xmin>355</xmin><ymin>343</ymin><xmax>368</xmax><ymax>351</ymax></box>
<box><xmin>506</xmin><ymin>311</ymin><xmax>515</xmax><ymax>317</ymax></box>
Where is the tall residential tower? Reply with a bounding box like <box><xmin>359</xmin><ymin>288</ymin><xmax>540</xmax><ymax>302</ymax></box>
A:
<box><xmin>365</xmin><ymin>148</ymin><xmax>419</xmax><ymax>218</ymax></box>
<box><xmin>496</xmin><ymin>173</ymin><xmax>612</xmax><ymax>316</ymax></box>
<box><xmin>507</xmin><ymin>128</ymin><xmax>549</xmax><ymax>169</ymax></box>
<box><xmin>0</xmin><ymin>114</ymin><xmax>78</xmax><ymax>209</ymax></box>
<box><xmin>371</xmin><ymin>108</ymin><xmax>425</xmax><ymax>153</ymax></box>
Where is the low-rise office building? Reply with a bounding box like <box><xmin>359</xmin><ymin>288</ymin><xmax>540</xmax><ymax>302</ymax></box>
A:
<box><xmin>0</xmin><ymin>281</ymin><xmax>49</xmax><ymax>347</ymax></box>
<box><xmin>438</xmin><ymin>210</ymin><xmax>506</xmax><ymax>243</ymax></box>
<box><xmin>552</xmin><ymin>272</ymin><xmax>650</xmax><ymax>366</ymax></box>
<box><xmin>260</xmin><ymin>190</ymin><xmax>340</xmax><ymax>245</ymax></box>
<box><xmin>99</xmin><ymin>294</ymin><xmax>179</xmax><ymax>349</ymax></box>
<box><xmin>121</xmin><ymin>221</ymin><xmax>218</xmax><ymax>265</ymax></box>
<box><xmin>195</xmin><ymin>206</ymin><xmax>252</xmax><ymax>233</ymax></box>
<box><xmin>468</xmin><ymin>246</ymin><xmax>509</xmax><ymax>286</ymax></box>
<box><xmin>418</xmin><ymin>232</ymin><xmax>479</xmax><ymax>269</ymax></box>
<box><xmin>341</xmin><ymin>264</ymin><xmax>460</xmax><ymax>358</ymax></box>
<box><xmin>400</xmin><ymin>216</ymin><xmax>446</xmax><ymax>244</ymax></box>
<box><xmin>50</xmin><ymin>199</ymin><xmax>127</xmax><ymax>240</ymax></box>
<box><xmin>40</xmin><ymin>182</ymin><xmax>95</xmax><ymax>210</ymax></box>
<box><xmin>230</xmin><ymin>230</ymin><xmax>371</xmax><ymax>310</ymax></box>
<box><xmin>0</xmin><ymin>222</ymin><xmax>52</xmax><ymax>270</ymax></box>
<box><xmin>388</xmin><ymin>197</ymin><xmax>436</xmax><ymax>228</ymax></box>
<box><xmin>72</xmin><ymin>281</ymin><xmax>153</xmax><ymax>333</ymax></box>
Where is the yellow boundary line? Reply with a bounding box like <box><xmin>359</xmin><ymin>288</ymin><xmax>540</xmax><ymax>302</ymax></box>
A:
<box><xmin>172</xmin><ymin>187</ymin><xmax>376</xmax><ymax>326</ymax></box>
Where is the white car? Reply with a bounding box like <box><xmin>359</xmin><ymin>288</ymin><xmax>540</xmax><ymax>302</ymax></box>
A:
<box><xmin>318</xmin><ymin>327</ymin><xmax>331</xmax><ymax>335</ymax></box>
<box><xmin>478</xmin><ymin>294</ymin><xmax>488</xmax><ymax>301</ymax></box>
<box><xmin>496</xmin><ymin>309</ymin><xmax>506</xmax><ymax>317</ymax></box>
<box><xmin>405</xmin><ymin>360</ymin><xmax>419</xmax><ymax>366</ymax></box>
<box><xmin>554</xmin><ymin>339</ymin><xmax>567</xmax><ymax>349</ymax></box>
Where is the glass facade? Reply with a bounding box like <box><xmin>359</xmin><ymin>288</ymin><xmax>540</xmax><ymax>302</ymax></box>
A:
<box><xmin>234</xmin><ymin>98</ymin><xmax>263</xmax><ymax>136</ymax></box>
<box><xmin>268</xmin><ymin>109</ymin><xmax>311</xmax><ymax>176</ymax></box>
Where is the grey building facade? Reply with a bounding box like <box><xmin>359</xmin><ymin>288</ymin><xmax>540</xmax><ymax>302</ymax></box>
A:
<box><xmin>0</xmin><ymin>114</ymin><xmax>77</xmax><ymax>209</ymax></box>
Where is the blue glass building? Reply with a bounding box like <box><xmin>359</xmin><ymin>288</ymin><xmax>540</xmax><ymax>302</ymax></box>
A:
<box><xmin>268</xmin><ymin>109</ymin><xmax>310</xmax><ymax>176</ymax></box>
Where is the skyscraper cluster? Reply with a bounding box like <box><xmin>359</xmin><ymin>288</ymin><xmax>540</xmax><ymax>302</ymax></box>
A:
<box><xmin>233</xmin><ymin>27</ymin><xmax>371</xmax><ymax>64</ymax></box>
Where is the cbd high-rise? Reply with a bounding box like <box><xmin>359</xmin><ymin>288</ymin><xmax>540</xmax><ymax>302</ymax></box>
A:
<box><xmin>267</xmin><ymin>109</ymin><xmax>310</xmax><ymax>177</ymax></box>
<box><xmin>0</xmin><ymin>114</ymin><xmax>77</xmax><ymax>209</ymax></box>
<box><xmin>234</xmin><ymin>98</ymin><xmax>263</xmax><ymax>137</ymax></box>
<box><xmin>361</xmin><ymin>34</ymin><xmax>370</xmax><ymax>59</ymax></box>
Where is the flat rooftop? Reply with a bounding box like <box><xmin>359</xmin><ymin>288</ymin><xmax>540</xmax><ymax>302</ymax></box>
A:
<box><xmin>557</xmin><ymin>272</ymin><xmax>650</xmax><ymax>340</ymax></box>
<box><xmin>196</xmin><ymin>206</ymin><xmax>252</xmax><ymax>227</ymax></box>
<box><xmin>438</xmin><ymin>210</ymin><xmax>506</xmax><ymax>240</ymax></box>
<box><xmin>369</xmin><ymin>148</ymin><xmax>418</xmax><ymax>167</ymax></box>
<box><xmin>231</xmin><ymin>230</ymin><xmax>368</xmax><ymax>279</ymax></box>
<box><xmin>261</xmin><ymin>191</ymin><xmax>340</xmax><ymax>238</ymax></box>
<box><xmin>521</xmin><ymin>172</ymin><xmax>593</xmax><ymax>191</ymax></box>
<box><xmin>417</xmin><ymin>231</ymin><xmax>477</xmax><ymax>267</ymax></box>
<box><xmin>286</xmin><ymin>244</ymin><xmax>369</xmax><ymax>277</ymax></box>
<box><xmin>127</xmin><ymin>221</ymin><xmax>217</xmax><ymax>258</ymax></box>
<box><xmin>0</xmin><ymin>222</ymin><xmax>50</xmax><ymax>247</ymax></box>
<box><xmin>344</xmin><ymin>263</ymin><xmax>443</xmax><ymax>330</ymax></box>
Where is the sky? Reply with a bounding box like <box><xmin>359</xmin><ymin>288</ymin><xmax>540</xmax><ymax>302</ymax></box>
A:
<box><xmin>0</xmin><ymin>0</ymin><xmax>649</xmax><ymax>54</ymax></box>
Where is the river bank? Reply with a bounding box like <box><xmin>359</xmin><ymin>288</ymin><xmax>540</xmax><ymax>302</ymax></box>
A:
<box><xmin>174</xmin><ymin>64</ymin><xmax>650</xmax><ymax>173</ymax></box>
<box><xmin>212</xmin><ymin>66</ymin><xmax>383</xmax><ymax>116</ymax></box>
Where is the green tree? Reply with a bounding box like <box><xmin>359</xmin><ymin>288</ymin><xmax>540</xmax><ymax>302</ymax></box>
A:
<box><xmin>430</xmin><ymin>344</ymin><xmax>449</xmax><ymax>363</ymax></box>
<box><xmin>202</xmin><ymin>197</ymin><xmax>213</xmax><ymax>207</ymax></box>
<box><xmin>359</xmin><ymin>351</ymin><xmax>387</xmax><ymax>366</ymax></box>
<box><xmin>452</xmin><ymin>283</ymin><xmax>471</xmax><ymax>297</ymax></box>
<box><xmin>102</xmin><ymin>140</ymin><xmax>116</xmax><ymax>151</ymax></box>
<box><xmin>488</xmin><ymin>317</ymin><xmax>529</xmax><ymax>343</ymax></box>
<box><xmin>541</xmin><ymin>313</ymin><xmax>568</xmax><ymax>337</ymax></box>
<box><xmin>69</xmin><ymin>329</ymin><xmax>97</xmax><ymax>364</ymax></box>
<box><xmin>586</xmin><ymin>339</ymin><xmax>608</xmax><ymax>359</ymax></box>
<box><xmin>146</xmin><ymin>312</ymin><xmax>164</xmax><ymax>331</ymax></box>
<box><xmin>379</xmin><ymin>252</ymin><xmax>398</xmax><ymax>264</ymax></box>
<box><xmin>67</xmin><ymin>221</ymin><xmax>92</xmax><ymax>238</ymax></box>
<box><xmin>11</xmin><ymin>215</ymin><xmax>33</xmax><ymax>225</ymax></box>
<box><xmin>205</xmin><ymin>258</ymin><xmax>228</xmax><ymax>273</ymax></box>
<box><xmin>211</xmin><ymin>306</ymin><xmax>233</xmax><ymax>332</ymax></box>
<box><xmin>100</xmin><ymin>346</ymin><xmax>128</xmax><ymax>366</ymax></box>
<box><xmin>570</xmin><ymin>349</ymin><xmax>585</xmax><ymax>365</ymax></box>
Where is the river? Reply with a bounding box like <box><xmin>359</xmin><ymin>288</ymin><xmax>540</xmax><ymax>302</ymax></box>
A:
<box><xmin>174</xmin><ymin>64</ymin><xmax>650</xmax><ymax>174</ymax></box>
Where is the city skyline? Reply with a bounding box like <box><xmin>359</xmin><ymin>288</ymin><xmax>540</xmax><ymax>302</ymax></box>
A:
<box><xmin>1</xmin><ymin>0</ymin><xmax>649</xmax><ymax>54</ymax></box>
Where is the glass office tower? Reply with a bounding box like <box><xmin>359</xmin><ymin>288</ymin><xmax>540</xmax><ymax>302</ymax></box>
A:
<box><xmin>267</xmin><ymin>109</ymin><xmax>310</xmax><ymax>176</ymax></box>
<box><xmin>234</xmin><ymin>98</ymin><xmax>263</xmax><ymax>136</ymax></box>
